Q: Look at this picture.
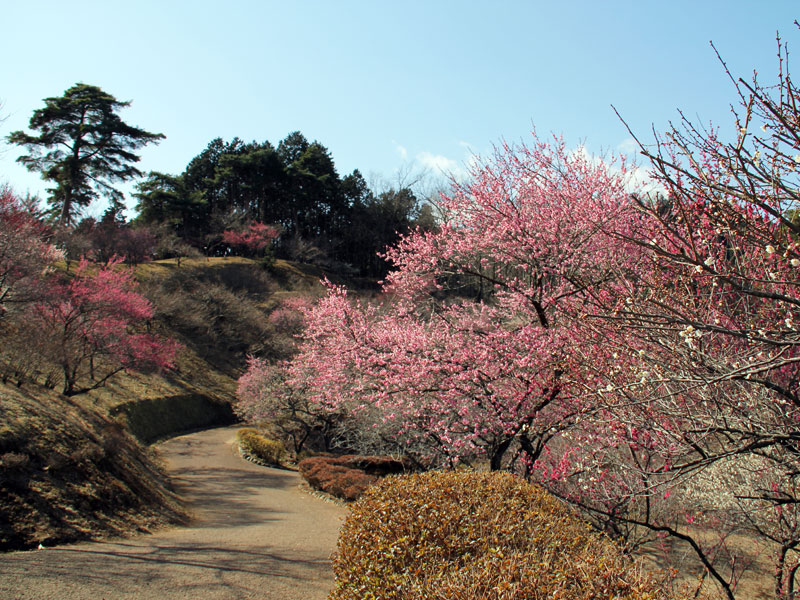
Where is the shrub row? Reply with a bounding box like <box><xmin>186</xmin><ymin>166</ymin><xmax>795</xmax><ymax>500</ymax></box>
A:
<box><xmin>236</xmin><ymin>428</ymin><xmax>285</xmax><ymax>466</ymax></box>
<box><xmin>298</xmin><ymin>455</ymin><xmax>412</xmax><ymax>501</ymax></box>
<box><xmin>330</xmin><ymin>471</ymin><xmax>689</xmax><ymax>600</ymax></box>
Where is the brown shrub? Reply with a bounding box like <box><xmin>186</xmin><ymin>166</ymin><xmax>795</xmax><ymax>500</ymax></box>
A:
<box><xmin>298</xmin><ymin>455</ymin><xmax>389</xmax><ymax>501</ymax></box>
<box><xmin>330</xmin><ymin>471</ymin><xmax>691</xmax><ymax>600</ymax></box>
<box><xmin>318</xmin><ymin>465</ymin><xmax>377</xmax><ymax>501</ymax></box>
<box><xmin>0</xmin><ymin>452</ymin><xmax>29</xmax><ymax>469</ymax></box>
<box><xmin>337</xmin><ymin>455</ymin><xmax>413</xmax><ymax>476</ymax></box>
<box><xmin>297</xmin><ymin>456</ymin><xmax>333</xmax><ymax>487</ymax></box>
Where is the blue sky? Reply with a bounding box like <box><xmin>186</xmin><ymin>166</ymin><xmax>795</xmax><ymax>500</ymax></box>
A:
<box><xmin>1</xmin><ymin>1</ymin><xmax>798</xmax><ymax>217</ymax></box>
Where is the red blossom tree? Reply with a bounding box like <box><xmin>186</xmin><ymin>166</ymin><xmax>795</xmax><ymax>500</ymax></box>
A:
<box><xmin>222</xmin><ymin>221</ymin><xmax>279</xmax><ymax>257</ymax></box>
<box><xmin>25</xmin><ymin>258</ymin><xmax>179</xmax><ymax>395</ymax></box>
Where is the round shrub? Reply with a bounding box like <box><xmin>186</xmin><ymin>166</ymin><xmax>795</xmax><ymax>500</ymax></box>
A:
<box><xmin>236</xmin><ymin>428</ymin><xmax>285</xmax><ymax>466</ymax></box>
<box><xmin>330</xmin><ymin>471</ymin><xmax>684</xmax><ymax>600</ymax></box>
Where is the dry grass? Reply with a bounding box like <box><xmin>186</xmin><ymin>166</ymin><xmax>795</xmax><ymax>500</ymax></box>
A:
<box><xmin>637</xmin><ymin>526</ymin><xmax>776</xmax><ymax>600</ymax></box>
<box><xmin>0</xmin><ymin>383</ymin><xmax>188</xmax><ymax>550</ymax></box>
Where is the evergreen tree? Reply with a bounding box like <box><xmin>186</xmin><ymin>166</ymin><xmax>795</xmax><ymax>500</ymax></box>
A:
<box><xmin>8</xmin><ymin>83</ymin><xmax>164</xmax><ymax>226</ymax></box>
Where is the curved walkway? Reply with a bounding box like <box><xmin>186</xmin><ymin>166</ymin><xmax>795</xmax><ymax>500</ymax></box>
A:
<box><xmin>0</xmin><ymin>426</ymin><xmax>347</xmax><ymax>600</ymax></box>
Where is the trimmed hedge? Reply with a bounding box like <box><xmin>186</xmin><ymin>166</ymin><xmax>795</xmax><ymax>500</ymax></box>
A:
<box><xmin>298</xmin><ymin>455</ymin><xmax>412</xmax><ymax>501</ymax></box>
<box><xmin>236</xmin><ymin>428</ymin><xmax>285</xmax><ymax>466</ymax></box>
<box><xmin>330</xmin><ymin>471</ymin><xmax>687</xmax><ymax>600</ymax></box>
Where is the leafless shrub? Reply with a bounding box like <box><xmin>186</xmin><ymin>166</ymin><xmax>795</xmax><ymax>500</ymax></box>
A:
<box><xmin>0</xmin><ymin>452</ymin><xmax>29</xmax><ymax>469</ymax></box>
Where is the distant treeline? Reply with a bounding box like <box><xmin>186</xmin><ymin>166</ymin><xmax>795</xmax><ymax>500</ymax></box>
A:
<box><xmin>133</xmin><ymin>132</ymin><xmax>438</xmax><ymax>276</ymax></box>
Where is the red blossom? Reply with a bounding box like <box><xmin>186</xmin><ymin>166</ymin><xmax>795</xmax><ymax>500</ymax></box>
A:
<box><xmin>28</xmin><ymin>257</ymin><xmax>179</xmax><ymax>395</ymax></box>
<box><xmin>222</xmin><ymin>222</ymin><xmax>279</xmax><ymax>255</ymax></box>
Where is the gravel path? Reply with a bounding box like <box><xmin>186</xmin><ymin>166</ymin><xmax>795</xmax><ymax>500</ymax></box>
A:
<box><xmin>0</xmin><ymin>426</ymin><xmax>347</xmax><ymax>600</ymax></box>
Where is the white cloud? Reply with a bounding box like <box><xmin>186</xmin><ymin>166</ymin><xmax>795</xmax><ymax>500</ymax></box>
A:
<box><xmin>617</xmin><ymin>137</ymin><xmax>640</xmax><ymax>155</ymax></box>
<box><xmin>570</xmin><ymin>143</ymin><xmax>663</xmax><ymax>194</ymax></box>
<box><xmin>387</xmin><ymin>141</ymin><xmax>477</xmax><ymax>187</ymax></box>
<box><xmin>624</xmin><ymin>164</ymin><xmax>664</xmax><ymax>195</ymax></box>
<box><xmin>458</xmin><ymin>140</ymin><xmax>475</xmax><ymax>152</ymax></box>
<box><xmin>416</xmin><ymin>151</ymin><xmax>461</xmax><ymax>175</ymax></box>
<box><xmin>392</xmin><ymin>140</ymin><xmax>408</xmax><ymax>161</ymax></box>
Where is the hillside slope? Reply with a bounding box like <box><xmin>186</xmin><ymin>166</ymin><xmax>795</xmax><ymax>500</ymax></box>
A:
<box><xmin>0</xmin><ymin>383</ymin><xmax>187</xmax><ymax>550</ymax></box>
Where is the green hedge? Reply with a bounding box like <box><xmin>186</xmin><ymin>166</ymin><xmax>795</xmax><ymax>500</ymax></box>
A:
<box><xmin>330</xmin><ymin>471</ymin><xmax>687</xmax><ymax>600</ymax></box>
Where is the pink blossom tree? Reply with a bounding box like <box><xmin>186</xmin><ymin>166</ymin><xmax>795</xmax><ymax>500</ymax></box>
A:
<box><xmin>237</xmin><ymin>355</ymin><xmax>342</xmax><ymax>454</ymax></box>
<box><xmin>590</xmin><ymin>36</ymin><xmax>800</xmax><ymax>599</ymax></box>
<box><xmin>280</xmin><ymin>135</ymin><xmax>639</xmax><ymax>469</ymax></box>
<box><xmin>240</xmin><ymin>34</ymin><xmax>800</xmax><ymax>599</ymax></box>
<box><xmin>0</xmin><ymin>185</ymin><xmax>62</xmax><ymax>314</ymax></box>
<box><xmin>236</xmin><ymin>295</ymin><xmax>347</xmax><ymax>453</ymax></box>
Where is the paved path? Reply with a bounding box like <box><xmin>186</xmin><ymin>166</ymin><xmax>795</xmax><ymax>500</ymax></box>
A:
<box><xmin>0</xmin><ymin>426</ymin><xmax>347</xmax><ymax>600</ymax></box>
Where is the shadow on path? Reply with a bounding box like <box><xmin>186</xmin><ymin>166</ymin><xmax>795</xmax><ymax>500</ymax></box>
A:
<box><xmin>0</xmin><ymin>425</ymin><xmax>346</xmax><ymax>600</ymax></box>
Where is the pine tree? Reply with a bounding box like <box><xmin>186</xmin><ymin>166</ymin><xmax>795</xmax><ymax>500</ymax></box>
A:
<box><xmin>8</xmin><ymin>83</ymin><xmax>164</xmax><ymax>226</ymax></box>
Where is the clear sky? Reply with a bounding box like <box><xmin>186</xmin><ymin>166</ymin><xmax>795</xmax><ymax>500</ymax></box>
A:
<box><xmin>1</xmin><ymin>1</ymin><xmax>798</xmax><ymax>217</ymax></box>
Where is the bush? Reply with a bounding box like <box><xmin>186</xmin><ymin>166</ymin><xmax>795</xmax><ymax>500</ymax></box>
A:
<box><xmin>236</xmin><ymin>428</ymin><xmax>285</xmax><ymax>466</ymax></box>
<box><xmin>298</xmin><ymin>457</ymin><xmax>378</xmax><ymax>501</ymax></box>
<box><xmin>298</xmin><ymin>455</ymin><xmax>413</xmax><ymax>501</ymax></box>
<box><xmin>330</xmin><ymin>471</ymin><xmax>687</xmax><ymax>600</ymax></box>
<box><xmin>336</xmin><ymin>455</ymin><xmax>413</xmax><ymax>476</ymax></box>
<box><xmin>0</xmin><ymin>452</ymin><xmax>30</xmax><ymax>469</ymax></box>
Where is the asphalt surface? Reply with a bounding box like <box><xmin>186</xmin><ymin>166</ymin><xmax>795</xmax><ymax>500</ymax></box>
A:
<box><xmin>0</xmin><ymin>426</ymin><xmax>347</xmax><ymax>600</ymax></box>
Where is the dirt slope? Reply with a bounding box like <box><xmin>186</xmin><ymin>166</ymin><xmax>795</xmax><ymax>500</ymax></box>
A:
<box><xmin>0</xmin><ymin>426</ymin><xmax>346</xmax><ymax>600</ymax></box>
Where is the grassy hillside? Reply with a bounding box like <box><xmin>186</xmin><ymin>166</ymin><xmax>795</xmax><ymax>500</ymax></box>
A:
<box><xmin>0</xmin><ymin>256</ymin><xmax>335</xmax><ymax>550</ymax></box>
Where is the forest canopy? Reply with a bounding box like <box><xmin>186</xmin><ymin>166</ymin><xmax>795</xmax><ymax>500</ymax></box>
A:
<box><xmin>133</xmin><ymin>132</ymin><xmax>437</xmax><ymax>276</ymax></box>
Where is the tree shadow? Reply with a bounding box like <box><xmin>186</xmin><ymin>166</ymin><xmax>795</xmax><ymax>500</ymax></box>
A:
<box><xmin>167</xmin><ymin>466</ymin><xmax>297</xmax><ymax>528</ymax></box>
<box><xmin>1</xmin><ymin>541</ymin><xmax>336</xmax><ymax>599</ymax></box>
